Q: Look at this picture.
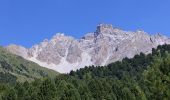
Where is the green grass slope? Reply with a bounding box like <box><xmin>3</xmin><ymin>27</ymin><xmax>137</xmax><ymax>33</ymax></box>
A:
<box><xmin>0</xmin><ymin>47</ymin><xmax>59</xmax><ymax>84</ymax></box>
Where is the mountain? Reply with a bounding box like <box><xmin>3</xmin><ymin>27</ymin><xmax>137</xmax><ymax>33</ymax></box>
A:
<box><xmin>2</xmin><ymin>44</ymin><xmax>170</xmax><ymax>100</ymax></box>
<box><xmin>6</xmin><ymin>24</ymin><xmax>170</xmax><ymax>73</ymax></box>
<box><xmin>0</xmin><ymin>47</ymin><xmax>58</xmax><ymax>84</ymax></box>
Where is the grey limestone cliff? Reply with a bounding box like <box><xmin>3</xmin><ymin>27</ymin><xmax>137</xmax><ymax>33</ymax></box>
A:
<box><xmin>6</xmin><ymin>24</ymin><xmax>170</xmax><ymax>73</ymax></box>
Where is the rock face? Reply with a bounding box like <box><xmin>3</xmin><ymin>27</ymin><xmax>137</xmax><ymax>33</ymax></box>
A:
<box><xmin>6</xmin><ymin>44</ymin><xmax>28</xmax><ymax>58</ymax></box>
<box><xmin>6</xmin><ymin>24</ymin><xmax>170</xmax><ymax>73</ymax></box>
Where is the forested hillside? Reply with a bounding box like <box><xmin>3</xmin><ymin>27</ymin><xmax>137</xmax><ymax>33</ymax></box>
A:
<box><xmin>0</xmin><ymin>47</ymin><xmax>58</xmax><ymax>84</ymax></box>
<box><xmin>1</xmin><ymin>44</ymin><xmax>170</xmax><ymax>100</ymax></box>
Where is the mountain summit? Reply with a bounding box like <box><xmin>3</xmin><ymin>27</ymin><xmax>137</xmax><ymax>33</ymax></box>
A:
<box><xmin>6</xmin><ymin>24</ymin><xmax>170</xmax><ymax>73</ymax></box>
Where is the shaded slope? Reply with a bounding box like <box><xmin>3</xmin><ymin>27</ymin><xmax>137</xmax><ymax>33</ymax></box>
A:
<box><xmin>0</xmin><ymin>47</ymin><xmax>58</xmax><ymax>84</ymax></box>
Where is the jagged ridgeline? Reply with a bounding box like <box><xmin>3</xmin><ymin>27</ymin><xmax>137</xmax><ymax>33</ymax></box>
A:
<box><xmin>0</xmin><ymin>47</ymin><xmax>58</xmax><ymax>84</ymax></box>
<box><xmin>1</xmin><ymin>44</ymin><xmax>170</xmax><ymax>100</ymax></box>
<box><xmin>7</xmin><ymin>24</ymin><xmax>170</xmax><ymax>73</ymax></box>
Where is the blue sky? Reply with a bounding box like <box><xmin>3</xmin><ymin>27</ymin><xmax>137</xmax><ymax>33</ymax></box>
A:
<box><xmin>1</xmin><ymin>0</ymin><xmax>170</xmax><ymax>47</ymax></box>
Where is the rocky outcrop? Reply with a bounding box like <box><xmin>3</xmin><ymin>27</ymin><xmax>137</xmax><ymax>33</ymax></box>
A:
<box><xmin>6</xmin><ymin>24</ymin><xmax>170</xmax><ymax>73</ymax></box>
<box><xmin>6</xmin><ymin>44</ymin><xmax>28</xmax><ymax>58</ymax></box>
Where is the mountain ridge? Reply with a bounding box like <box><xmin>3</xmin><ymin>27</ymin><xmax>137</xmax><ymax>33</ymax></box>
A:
<box><xmin>6</xmin><ymin>24</ymin><xmax>170</xmax><ymax>73</ymax></box>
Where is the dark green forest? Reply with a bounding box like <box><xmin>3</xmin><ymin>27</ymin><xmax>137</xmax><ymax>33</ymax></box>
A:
<box><xmin>1</xmin><ymin>44</ymin><xmax>170</xmax><ymax>100</ymax></box>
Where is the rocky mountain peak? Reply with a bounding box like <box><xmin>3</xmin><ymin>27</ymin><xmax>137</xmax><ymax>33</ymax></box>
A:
<box><xmin>97</xmin><ymin>24</ymin><xmax>113</xmax><ymax>32</ymax></box>
<box><xmin>50</xmin><ymin>33</ymin><xmax>75</xmax><ymax>45</ymax></box>
<box><xmin>6</xmin><ymin>24</ymin><xmax>170</xmax><ymax>73</ymax></box>
<box><xmin>95</xmin><ymin>24</ymin><xmax>122</xmax><ymax>35</ymax></box>
<box><xmin>52</xmin><ymin>33</ymin><xmax>67</xmax><ymax>40</ymax></box>
<box><xmin>96</xmin><ymin>24</ymin><xmax>111</xmax><ymax>35</ymax></box>
<box><xmin>81</xmin><ymin>24</ymin><xmax>125</xmax><ymax>42</ymax></box>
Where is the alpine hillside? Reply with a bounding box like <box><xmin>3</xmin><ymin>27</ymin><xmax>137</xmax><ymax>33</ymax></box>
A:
<box><xmin>0</xmin><ymin>47</ymin><xmax>58</xmax><ymax>84</ymax></box>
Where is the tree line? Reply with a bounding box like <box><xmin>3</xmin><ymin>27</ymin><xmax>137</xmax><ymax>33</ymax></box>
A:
<box><xmin>1</xmin><ymin>44</ymin><xmax>170</xmax><ymax>100</ymax></box>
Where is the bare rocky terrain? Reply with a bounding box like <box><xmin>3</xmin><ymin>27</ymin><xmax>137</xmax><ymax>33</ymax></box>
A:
<box><xmin>6</xmin><ymin>24</ymin><xmax>170</xmax><ymax>73</ymax></box>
